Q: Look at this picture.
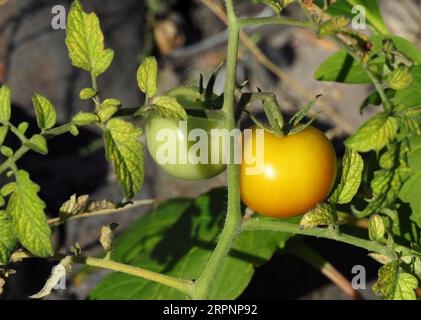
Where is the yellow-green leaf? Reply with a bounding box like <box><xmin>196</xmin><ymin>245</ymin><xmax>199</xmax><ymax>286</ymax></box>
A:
<box><xmin>26</xmin><ymin>134</ymin><xmax>48</xmax><ymax>155</ymax></box>
<box><xmin>329</xmin><ymin>148</ymin><xmax>363</xmax><ymax>204</ymax></box>
<box><xmin>153</xmin><ymin>96</ymin><xmax>188</xmax><ymax>120</ymax></box>
<box><xmin>0</xmin><ymin>126</ymin><xmax>8</xmax><ymax>145</ymax></box>
<box><xmin>345</xmin><ymin>112</ymin><xmax>398</xmax><ymax>152</ymax></box>
<box><xmin>0</xmin><ymin>85</ymin><xmax>11</xmax><ymax>123</ymax></box>
<box><xmin>137</xmin><ymin>57</ymin><xmax>158</xmax><ymax>98</ymax></box>
<box><xmin>32</xmin><ymin>94</ymin><xmax>57</xmax><ymax>130</ymax></box>
<box><xmin>7</xmin><ymin>170</ymin><xmax>53</xmax><ymax>257</ymax></box>
<box><xmin>0</xmin><ymin>210</ymin><xmax>17</xmax><ymax>265</ymax></box>
<box><xmin>300</xmin><ymin>203</ymin><xmax>337</xmax><ymax>229</ymax></box>
<box><xmin>79</xmin><ymin>88</ymin><xmax>97</xmax><ymax>100</ymax></box>
<box><xmin>104</xmin><ymin>119</ymin><xmax>144</xmax><ymax>200</ymax></box>
<box><xmin>373</xmin><ymin>261</ymin><xmax>418</xmax><ymax>300</ymax></box>
<box><xmin>387</xmin><ymin>66</ymin><xmax>413</xmax><ymax>90</ymax></box>
<box><xmin>368</xmin><ymin>214</ymin><xmax>385</xmax><ymax>241</ymax></box>
<box><xmin>65</xmin><ymin>0</ymin><xmax>114</xmax><ymax>76</ymax></box>
<box><xmin>72</xmin><ymin>112</ymin><xmax>99</xmax><ymax>126</ymax></box>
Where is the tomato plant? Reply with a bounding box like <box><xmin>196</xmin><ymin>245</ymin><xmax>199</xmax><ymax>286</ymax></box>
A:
<box><xmin>241</xmin><ymin>126</ymin><xmax>337</xmax><ymax>218</ymax></box>
<box><xmin>0</xmin><ymin>0</ymin><xmax>420</xmax><ymax>302</ymax></box>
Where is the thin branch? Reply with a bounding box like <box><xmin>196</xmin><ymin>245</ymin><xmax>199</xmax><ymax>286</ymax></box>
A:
<box><xmin>238</xmin><ymin>16</ymin><xmax>313</xmax><ymax>29</ymax></box>
<box><xmin>10</xmin><ymin>251</ymin><xmax>194</xmax><ymax>296</ymax></box>
<box><xmin>48</xmin><ymin>199</ymin><xmax>159</xmax><ymax>227</ymax></box>
<box><xmin>331</xmin><ymin>35</ymin><xmax>393</xmax><ymax>112</ymax></box>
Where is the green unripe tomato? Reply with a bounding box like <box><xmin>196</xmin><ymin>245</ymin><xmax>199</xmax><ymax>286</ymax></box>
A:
<box><xmin>145</xmin><ymin>86</ymin><xmax>227</xmax><ymax>180</ymax></box>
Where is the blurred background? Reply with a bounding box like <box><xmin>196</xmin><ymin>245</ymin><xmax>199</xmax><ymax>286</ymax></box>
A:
<box><xmin>0</xmin><ymin>0</ymin><xmax>420</xmax><ymax>300</ymax></box>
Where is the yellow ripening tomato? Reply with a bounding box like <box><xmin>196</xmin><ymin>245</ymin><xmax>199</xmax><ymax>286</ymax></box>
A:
<box><xmin>240</xmin><ymin>126</ymin><xmax>337</xmax><ymax>218</ymax></box>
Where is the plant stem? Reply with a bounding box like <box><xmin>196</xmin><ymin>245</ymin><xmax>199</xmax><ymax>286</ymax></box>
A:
<box><xmin>0</xmin><ymin>145</ymin><xmax>29</xmax><ymax>174</ymax></box>
<box><xmin>242</xmin><ymin>218</ymin><xmax>396</xmax><ymax>258</ymax></box>
<box><xmin>77</xmin><ymin>256</ymin><xmax>194</xmax><ymax>296</ymax></box>
<box><xmin>238</xmin><ymin>16</ymin><xmax>313</xmax><ymax>28</ymax></box>
<box><xmin>91</xmin><ymin>71</ymin><xmax>101</xmax><ymax>111</ymax></box>
<box><xmin>8</xmin><ymin>124</ymin><xmax>29</xmax><ymax>144</ymax></box>
<box><xmin>10</xmin><ymin>251</ymin><xmax>193</xmax><ymax>296</ymax></box>
<box><xmin>332</xmin><ymin>35</ymin><xmax>393</xmax><ymax>112</ymax></box>
<box><xmin>48</xmin><ymin>199</ymin><xmax>158</xmax><ymax>227</ymax></box>
<box><xmin>191</xmin><ymin>0</ymin><xmax>242</xmax><ymax>300</ymax></box>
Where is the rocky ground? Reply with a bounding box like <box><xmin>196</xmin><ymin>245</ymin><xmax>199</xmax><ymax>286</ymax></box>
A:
<box><xmin>0</xmin><ymin>0</ymin><xmax>420</xmax><ymax>300</ymax></box>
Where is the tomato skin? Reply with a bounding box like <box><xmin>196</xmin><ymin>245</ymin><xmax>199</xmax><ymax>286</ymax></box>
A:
<box><xmin>145</xmin><ymin>86</ymin><xmax>226</xmax><ymax>180</ymax></box>
<box><xmin>240</xmin><ymin>126</ymin><xmax>337</xmax><ymax>218</ymax></box>
<box><xmin>146</xmin><ymin>114</ymin><xmax>226</xmax><ymax>180</ymax></box>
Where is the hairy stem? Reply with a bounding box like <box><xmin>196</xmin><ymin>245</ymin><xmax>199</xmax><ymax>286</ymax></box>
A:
<box><xmin>10</xmin><ymin>251</ymin><xmax>193</xmax><ymax>296</ymax></box>
<box><xmin>242</xmin><ymin>218</ymin><xmax>396</xmax><ymax>258</ymax></box>
<box><xmin>191</xmin><ymin>0</ymin><xmax>242</xmax><ymax>300</ymax></box>
<box><xmin>78</xmin><ymin>256</ymin><xmax>194</xmax><ymax>295</ymax></box>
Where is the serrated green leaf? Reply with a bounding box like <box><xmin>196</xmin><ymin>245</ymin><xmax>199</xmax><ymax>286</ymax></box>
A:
<box><xmin>90</xmin><ymin>188</ymin><xmax>297</xmax><ymax>300</ymax></box>
<box><xmin>396</xmin><ymin>106</ymin><xmax>421</xmax><ymax>136</ymax></box>
<box><xmin>153</xmin><ymin>96</ymin><xmax>188</xmax><ymax>120</ymax></box>
<box><xmin>97</xmin><ymin>105</ymin><xmax>119</xmax><ymax>123</ymax></box>
<box><xmin>7</xmin><ymin>170</ymin><xmax>53</xmax><ymax>257</ymax></box>
<box><xmin>1</xmin><ymin>183</ymin><xmax>16</xmax><ymax>197</ymax></box>
<box><xmin>32</xmin><ymin>94</ymin><xmax>57</xmax><ymax>130</ymax></box>
<box><xmin>300</xmin><ymin>203</ymin><xmax>337</xmax><ymax>229</ymax></box>
<box><xmin>379</xmin><ymin>144</ymin><xmax>398</xmax><ymax>169</ymax></box>
<box><xmin>102</xmin><ymin>99</ymin><xmax>121</xmax><ymax>107</ymax></box>
<box><xmin>399</xmin><ymin>137</ymin><xmax>421</xmax><ymax>229</ymax></box>
<box><xmin>0</xmin><ymin>126</ymin><xmax>8</xmax><ymax>145</ymax></box>
<box><xmin>69</xmin><ymin>125</ymin><xmax>79</xmax><ymax>136</ymax></box>
<box><xmin>373</xmin><ymin>261</ymin><xmax>417</xmax><ymax>300</ymax></box>
<box><xmin>0</xmin><ymin>210</ymin><xmax>17</xmax><ymax>265</ymax></box>
<box><xmin>355</xmin><ymin>167</ymin><xmax>410</xmax><ymax>218</ymax></box>
<box><xmin>94</xmin><ymin>49</ymin><xmax>114</xmax><ymax>77</ymax></box>
<box><xmin>0</xmin><ymin>146</ymin><xmax>13</xmax><ymax>158</ymax></box>
<box><xmin>253</xmin><ymin>0</ymin><xmax>295</xmax><ymax>14</ymax></box>
<box><xmin>79</xmin><ymin>88</ymin><xmax>97</xmax><ymax>100</ymax></box>
<box><xmin>26</xmin><ymin>134</ymin><xmax>48</xmax><ymax>155</ymax></box>
<box><xmin>387</xmin><ymin>66</ymin><xmax>413</xmax><ymax>90</ymax></box>
<box><xmin>0</xmin><ymin>85</ymin><xmax>11</xmax><ymax>123</ymax></box>
<box><xmin>65</xmin><ymin>0</ymin><xmax>114</xmax><ymax>76</ymax></box>
<box><xmin>72</xmin><ymin>112</ymin><xmax>99</xmax><ymax>126</ymax></box>
<box><xmin>394</xmin><ymin>273</ymin><xmax>419</xmax><ymax>300</ymax></box>
<box><xmin>318</xmin><ymin>16</ymin><xmax>350</xmax><ymax>37</ymax></box>
<box><xmin>17</xmin><ymin>122</ymin><xmax>29</xmax><ymax>135</ymax></box>
<box><xmin>137</xmin><ymin>57</ymin><xmax>158</xmax><ymax>98</ymax></box>
<box><xmin>104</xmin><ymin>119</ymin><xmax>144</xmax><ymax>200</ymax></box>
<box><xmin>373</xmin><ymin>260</ymin><xmax>399</xmax><ymax>299</ymax></box>
<box><xmin>395</xmin><ymin>65</ymin><xmax>421</xmax><ymax>108</ymax></box>
<box><xmin>345</xmin><ymin>113</ymin><xmax>398</xmax><ymax>152</ymax></box>
<box><xmin>329</xmin><ymin>148</ymin><xmax>363</xmax><ymax>204</ymax></box>
<box><xmin>368</xmin><ymin>214</ymin><xmax>385</xmax><ymax>241</ymax></box>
